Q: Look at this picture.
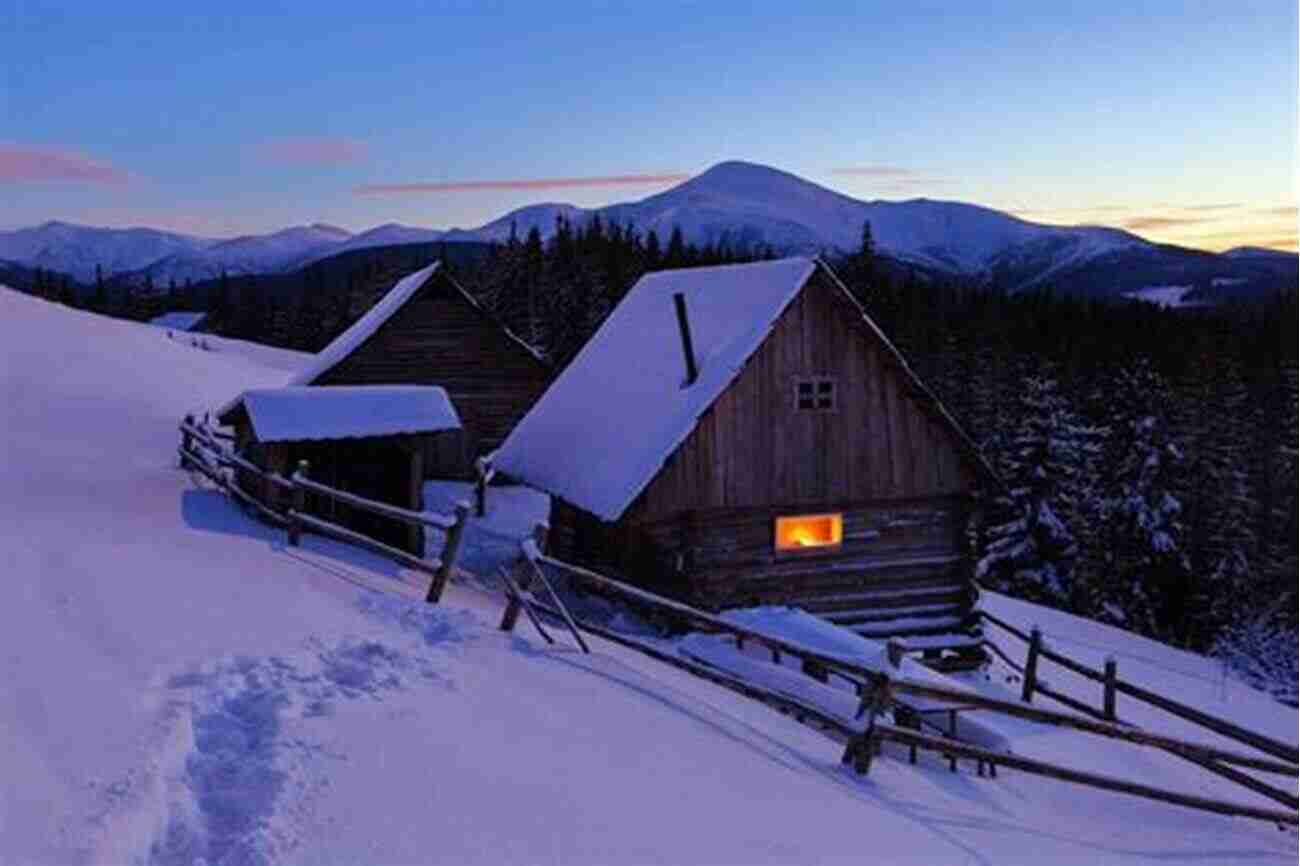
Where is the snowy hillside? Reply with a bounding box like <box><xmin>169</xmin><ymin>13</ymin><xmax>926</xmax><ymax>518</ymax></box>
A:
<box><xmin>2</xmin><ymin>287</ymin><xmax>1296</xmax><ymax>865</ymax></box>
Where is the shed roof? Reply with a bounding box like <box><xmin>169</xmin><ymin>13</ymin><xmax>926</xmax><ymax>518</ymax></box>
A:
<box><xmin>225</xmin><ymin>385</ymin><xmax>460</xmax><ymax>443</ymax></box>
<box><xmin>494</xmin><ymin>256</ymin><xmax>997</xmax><ymax>521</ymax></box>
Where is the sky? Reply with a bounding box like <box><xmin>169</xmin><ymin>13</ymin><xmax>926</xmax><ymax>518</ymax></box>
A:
<box><xmin>2</xmin><ymin>1</ymin><xmax>1296</xmax><ymax>252</ymax></box>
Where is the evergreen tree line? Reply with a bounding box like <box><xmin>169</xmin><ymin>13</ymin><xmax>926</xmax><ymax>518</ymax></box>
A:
<box><xmin>833</xmin><ymin>233</ymin><xmax>1296</xmax><ymax>698</ymax></box>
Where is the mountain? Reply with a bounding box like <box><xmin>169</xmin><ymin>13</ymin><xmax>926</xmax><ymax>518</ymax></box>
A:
<box><xmin>143</xmin><ymin>223</ymin><xmax>353</xmax><ymax>284</ymax></box>
<box><xmin>0</xmin><ymin>221</ymin><xmax>216</xmax><ymax>283</ymax></box>
<box><xmin>5</xmin><ymin>162</ymin><xmax>1295</xmax><ymax>298</ymax></box>
<box><xmin>445</xmin><ymin>161</ymin><xmax>1293</xmax><ymax>298</ymax></box>
<box><xmin>292</xmin><ymin>223</ymin><xmax>445</xmax><ymax>268</ymax></box>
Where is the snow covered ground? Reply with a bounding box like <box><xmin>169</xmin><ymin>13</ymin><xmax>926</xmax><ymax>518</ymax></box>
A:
<box><xmin>1122</xmin><ymin>285</ymin><xmax>1206</xmax><ymax>308</ymax></box>
<box><xmin>2</xmin><ymin>287</ymin><xmax>1296</xmax><ymax>865</ymax></box>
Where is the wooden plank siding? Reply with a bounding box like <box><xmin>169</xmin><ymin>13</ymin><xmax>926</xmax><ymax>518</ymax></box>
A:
<box><xmin>626</xmin><ymin>269</ymin><xmax>974</xmax><ymax>517</ymax></box>
<box><xmin>314</xmin><ymin>271</ymin><xmax>550</xmax><ymax>478</ymax></box>
<box><xmin>545</xmin><ymin>267</ymin><xmax>985</xmax><ymax>625</ymax></box>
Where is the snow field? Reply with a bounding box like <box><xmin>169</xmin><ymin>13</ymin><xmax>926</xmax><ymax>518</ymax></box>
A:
<box><xmin>2</xmin><ymin>288</ymin><xmax>1296</xmax><ymax>865</ymax></box>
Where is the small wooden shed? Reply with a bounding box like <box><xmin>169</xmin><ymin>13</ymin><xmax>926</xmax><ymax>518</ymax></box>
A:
<box><xmin>288</xmin><ymin>261</ymin><xmax>550</xmax><ymax>479</ymax></box>
<box><xmin>495</xmin><ymin>257</ymin><xmax>999</xmax><ymax>659</ymax></box>
<box><xmin>218</xmin><ymin>385</ymin><xmax>461</xmax><ymax>554</ymax></box>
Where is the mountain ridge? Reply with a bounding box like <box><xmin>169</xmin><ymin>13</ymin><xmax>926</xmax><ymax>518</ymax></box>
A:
<box><xmin>3</xmin><ymin>161</ymin><xmax>1294</xmax><ymax>297</ymax></box>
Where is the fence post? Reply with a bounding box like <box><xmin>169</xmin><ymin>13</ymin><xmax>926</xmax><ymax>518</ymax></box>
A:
<box><xmin>1021</xmin><ymin>626</ymin><xmax>1042</xmax><ymax>703</ymax></box>
<box><xmin>427</xmin><ymin>500</ymin><xmax>471</xmax><ymax>604</ymax></box>
<box><xmin>288</xmin><ymin>460</ymin><xmax>308</xmax><ymax>547</ymax></box>
<box><xmin>1103</xmin><ymin>656</ymin><xmax>1118</xmax><ymax>721</ymax></box>
<box><xmin>179</xmin><ymin>414</ymin><xmax>194</xmax><ymax>469</ymax></box>
<box><xmin>500</xmin><ymin>522</ymin><xmax>547</xmax><ymax>631</ymax></box>
<box><xmin>886</xmin><ymin>638</ymin><xmax>906</xmax><ymax>669</ymax></box>
<box><xmin>473</xmin><ymin>457</ymin><xmax>489</xmax><ymax>517</ymax></box>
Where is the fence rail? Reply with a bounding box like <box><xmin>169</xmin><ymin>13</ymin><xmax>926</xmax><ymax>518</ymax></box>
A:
<box><xmin>508</xmin><ymin>537</ymin><xmax>1298</xmax><ymax>826</ymax></box>
<box><xmin>177</xmin><ymin>415</ymin><xmax>468</xmax><ymax>603</ymax></box>
<box><xmin>980</xmin><ymin>609</ymin><xmax>1299</xmax><ymax>765</ymax></box>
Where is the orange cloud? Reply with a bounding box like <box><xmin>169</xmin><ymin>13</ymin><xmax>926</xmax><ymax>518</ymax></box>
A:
<box><xmin>1119</xmin><ymin>215</ymin><xmax>1215</xmax><ymax>231</ymax></box>
<box><xmin>356</xmin><ymin>172</ymin><xmax>690</xmax><ymax>195</ymax></box>
<box><xmin>0</xmin><ymin>143</ymin><xmax>129</xmax><ymax>185</ymax></box>
<box><xmin>258</xmin><ymin>137</ymin><xmax>367</xmax><ymax>165</ymax></box>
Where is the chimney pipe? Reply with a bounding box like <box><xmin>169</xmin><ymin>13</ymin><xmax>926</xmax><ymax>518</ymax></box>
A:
<box><xmin>673</xmin><ymin>292</ymin><xmax>699</xmax><ymax>386</ymax></box>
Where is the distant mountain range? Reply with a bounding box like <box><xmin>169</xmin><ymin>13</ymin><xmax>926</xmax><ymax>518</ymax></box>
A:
<box><xmin>2</xmin><ymin>161</ymin><xmax>1294</xmax><ymax>299</ymax></box>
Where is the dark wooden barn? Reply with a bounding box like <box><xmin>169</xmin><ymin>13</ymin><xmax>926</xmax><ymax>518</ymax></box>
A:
<box><xmin>495</xmin><ymin>257</ymin><xmax>1000</xmax><ymax>662</ymax></box>
<box><xmin>288</xmin><ymin>260</ymin><xmax>551</xmax><ymax>479</ymax></box>
<box><xmin>218</xmin><ymin>385</ymin><xmax>461</xmax><ymax>554</ymax></box>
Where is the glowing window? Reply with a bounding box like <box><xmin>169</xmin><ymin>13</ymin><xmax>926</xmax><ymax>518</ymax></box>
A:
<box><xmin>775</xmin><ymin>513</ymin><xmax>843</xmax><ymax>551</ymax></box>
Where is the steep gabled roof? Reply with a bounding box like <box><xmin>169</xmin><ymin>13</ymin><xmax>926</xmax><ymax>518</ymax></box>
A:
<box><xmin>495</xmin><ymin>256</ymin><xmax>998</xmax><ymax>522</ymax></box>
<box><xmin>222</xmin><ymin>385</ymin><xmax>460</xmax><ymax>443</ymax></box>
<box><xmin>291</xmin><ymin>260</ymin><xmax>546</xmax><ymax>388</ymax></box>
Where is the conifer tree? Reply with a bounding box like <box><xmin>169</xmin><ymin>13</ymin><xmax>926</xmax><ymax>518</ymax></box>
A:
<box><xmin>976</xmin><ymin>374</ymin><xmax>1098</xmax><ymax>606</ymax></box>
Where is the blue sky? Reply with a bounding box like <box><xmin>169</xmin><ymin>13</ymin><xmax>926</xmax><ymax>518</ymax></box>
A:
<box><xmin>3</xmin><ymin>1</ymin><xmax>1296</xmax><ymax>250</ymax></box>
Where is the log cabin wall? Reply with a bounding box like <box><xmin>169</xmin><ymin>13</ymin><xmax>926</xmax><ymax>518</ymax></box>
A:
<box><xmin>314</xmin><ymin>272</ymin><xmax>550</xmax><ymax>478</ymax></box>
<box><xmin>630</xmin><ymin>269</ymin><xmax>973</xmax><ymax>515</ymax></box>
<box><xmin>612</xmin><ymin>267</ymin><xmax>980</xmax><ymax>611</ymax></box>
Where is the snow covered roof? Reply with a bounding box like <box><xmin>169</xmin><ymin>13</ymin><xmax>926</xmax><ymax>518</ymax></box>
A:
<box><xmin>227</xmin><ymin>385</ymin><xmax>460</xmax><ymax>443</ymax></box>
<box><xmin>291</xmin><ymin>262</ymin><xmax>441</xmax><ymax>386</ymax></box>
<box><xmin>495</xmin><ymin>258</ymin><xmax>815</xmax><ymax>520</ymax></box>
<box><xmin>494</xmin><ymin>257</ymin><xmax>999</xmax><ymax>520</ymax></box>
<box><xmin>150</xmin><ymin>311</ymin><xmax>207</xmax><ymax>331</ymax></box>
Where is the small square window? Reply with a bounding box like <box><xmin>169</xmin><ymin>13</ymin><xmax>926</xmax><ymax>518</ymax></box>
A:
<box><xmin>795</xmin><ymin>377</ymin><xmax>836</xmax><ymax>412</ymax></box>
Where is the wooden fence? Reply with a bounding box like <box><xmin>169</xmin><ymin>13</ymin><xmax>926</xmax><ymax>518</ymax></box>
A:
<box><xmin>501</xmin><ymin>530</ymin><xmax>1298</xmax><ymax>826</ymax></box>
<box><xmin>178</xmin><ymin>416</ymin><xmax>469</xmax><ymax>603</ymax></box>
<box><xmin>980</xmin><ymin>610</ymin><xmax>1298</xmax><ymax>764</ymax></box>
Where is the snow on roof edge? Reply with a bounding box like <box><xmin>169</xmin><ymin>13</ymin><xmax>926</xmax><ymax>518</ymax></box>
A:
<box><xmin>496</xmin><ymin>257</ymin><xmax>817</xmax><ymax>521</ymax></box>
<box><xmin>592</xmin><ymin>262</ymin><xmax>816</xmax><ymax>520</ymax></box>
<box><xmin>811</xmin><ymin>260</ymin><xmax>1004</xmax><ymax>492</ymax></box>
<box><xmin>291</xmin><ymin>261</ymin><xmax>442</xmax><ymax>387</ymax></box>
<box><xmin>234</xmin><ymin>385</ymin><xmax>461</xmax><ymax>443</ymax></box>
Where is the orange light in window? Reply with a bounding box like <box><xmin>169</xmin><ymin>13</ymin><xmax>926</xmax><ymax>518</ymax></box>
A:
<box><xmin>775</xmin><ymin>513</ymin><xmax>843</xmax><ymax>551</ymax></box>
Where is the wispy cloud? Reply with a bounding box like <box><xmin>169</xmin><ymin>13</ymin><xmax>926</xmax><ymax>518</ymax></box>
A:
<box><xmin>1176</xmin><ymin>203</ymin><xmax>1241</xmax><ymax>212</ymax></box>
<box><xmin>0</xmin><ymin>143</ymin><xmax>130</xmax><ymax>185</ymax></box>
<box><xmin>829</xmin><ymin>165</ymin><xmax>917</xmax><ymax>178</ymax></box>
<box><xmin>1255</xmin><ymin>205</ymin><xmax>1298</xmax><ymax>217</ymax></box>
<box><xmin>1119</xmin><ymin>215</ymin><xmax>1214</xmax><ymax>231</ymax></box>
<box><xmin>829</xmin><ymin>165</ymin><xmax>950</xmax><ymax>195</ymax></box>
<box><xmin>257</xmin><ymin>136</ymin><xmax>368</xmax><ymax>166</ymax></box>
<box><xmin>355</xmin><ymin>172</ymin><xmax>690</xmax><ymax>195</ymax></box>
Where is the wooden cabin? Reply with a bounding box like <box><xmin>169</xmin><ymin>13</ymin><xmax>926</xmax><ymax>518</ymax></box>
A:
<box><xmin>218</xmin><ymin>385</ymin><xmax>461</xmax><ymax>554</ymax></box>
<box><xmin>288</xmin><ymin>261</ymin><xmax>551</xmax><ymax>479</ymax></box>
<box><xmin>495</xmin><ymin>257</ymin><xmax>1000</xmax><ymax>662</ymax></box>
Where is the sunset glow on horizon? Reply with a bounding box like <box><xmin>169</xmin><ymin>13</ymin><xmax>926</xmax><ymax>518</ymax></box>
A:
<box><xmin>3</xmin><ymin>2</ymin><xmax>1295</xmax><ymax>253</ymax></box>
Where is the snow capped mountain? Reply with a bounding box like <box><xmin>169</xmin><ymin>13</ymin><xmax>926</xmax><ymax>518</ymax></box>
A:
<box><xmin>294</xmin><ymin>222</ymin><xmax>445</xmax><ymax>267</ymax></box>
<box><xmin>454</xmin><ymin>161</ymin><xmax>1153</xmax><ymax>290</ymax></box>
<box><xmin>5</xmin><ymin>162</ymin><xmax>1293</xmax><ymax>298</ymax></box>
<box><xmin>145</xmin><ymin>223</ymin><xmax>354</xmax><ymax>283</ymax></box>
<box><xmin>0</xmin><ymin>221</ymin><xmax>216</xmax><ymax>283</ymax></box>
